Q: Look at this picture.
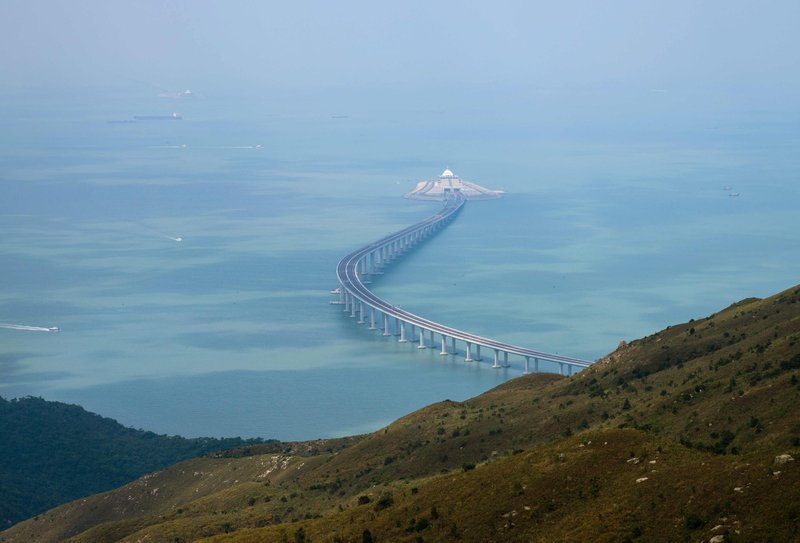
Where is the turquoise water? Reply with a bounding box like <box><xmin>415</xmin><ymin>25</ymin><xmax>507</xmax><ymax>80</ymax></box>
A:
<box><xmin>1</xmin><ymin>88</ymin><xmax>798</xmax><ymax>439</ymax></box>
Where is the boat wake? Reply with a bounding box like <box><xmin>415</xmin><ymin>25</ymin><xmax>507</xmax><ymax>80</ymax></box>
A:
<box><xmin>0</xmin><ymin>323</ymin><xmax>59</xmax><ymax>332</ymax></box>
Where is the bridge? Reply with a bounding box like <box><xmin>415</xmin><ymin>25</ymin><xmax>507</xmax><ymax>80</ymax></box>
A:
<box><xmin>333</xmin><ymin>191</ymin><xmax>592</xmax><ymax>375</ymax></box>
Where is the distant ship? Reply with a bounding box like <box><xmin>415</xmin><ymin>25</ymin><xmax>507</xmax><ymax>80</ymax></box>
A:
<box><xmin>133</xmin><ymin>113</ymin><xmax>182</xmax><ymax>120</ymax></box>
<box><xmin>48</xmin><ymin>326</ymin><xmax>60</xmax><ymax>332</ymax></box>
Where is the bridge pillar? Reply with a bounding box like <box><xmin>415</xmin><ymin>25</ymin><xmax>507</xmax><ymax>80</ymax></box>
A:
<box><xmin>418</xmin><ymin>328</ymin><xmax>426</xmax><ymax>349</ymax></box>
<box><xmin>410</xmin><ymin>324</ymin><xmax>415</xmax><ymax>342</ymax></box>
<box><xmin>429</xmin><ymin>330</ymin><xmax>434</xmax><ymax>346</ymax></box>
<box><xmin>492</xmin><ymin>350</ymin><xmax>500</xmax><ymax>368</ymax></box>
<box><xmin>503</xmin><ymin>351</ymin><xmax>509</xmax><ymax>368</ymax></box>
<box><xmin>465</xmin><ymin>342</ymin><xmax>473</xmax><ymax>362</ymax></box>
<box><xmin>559</xmin><ymin>362</ymin><xmax>565</xmax><ymax>375</ymax></box>
<box><xmin>535</xmin><ymin>357</ymin><xmax>539</xmax><ymax>373</ymax></box>
<box><xmin>357</xmin><ymin>301</ymin><xmax>365</xmax><ymax>324</ymax></box>
<box><xmin>382</xmin><ymin>313</ymin><xmax>390</xmax><ymax>336</ymax></box>
<box><xmin>440</xmin><ymin>335</ymin><xmax>448</xmax><ymax>355</ymax></box>
<box><xmin>451</xmin><ymin>337</ymin><xmax>457</xmax><ymax>355</ymax></box>
<box><xmin>524</xmin><ymin>356</ymin><xmax>529</xmax><ymax>374</ymax></box>
<box><xmin>399</xmin><ymin>321</ymin><xmax>407</xmax><ymax>343</ymax></box>
<box><xmin>343</xmin><ymin>291</ymin><xmax>349</xmax><ymax>312</ymax></box>
<box><xmin>475</xmin><ymin>345</ymin><xmax>483</xmax><ymax>361</ymax></box>
<box><xmin>369</xmin><ymin>308</ymin><xmax>376</xmax><ymax>330</ymax></box>
<box><xmin>350</xmin><ymin>298</ymin><xmax>357</xmax><ymax>318</ymax></box>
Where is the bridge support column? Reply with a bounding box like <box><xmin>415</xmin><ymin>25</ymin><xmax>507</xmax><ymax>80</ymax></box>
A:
<box><xmin>350</xmin><ymin>298</ymin><xmax>357</xmax><ymax>318</ymax></box>
<box><xmin>524</xmin><ymin>356</ymin><xmax>530</xmax><ymax>374</ymax></box>
<box><xmin>440</xmin><ymin>335</ymin><xmax>448</xmax><ymax>355</ymax></box>
<box><xmin>535</xmin><ymin>357</ymin><xmax>540</xmax><ymax>373</ymax></box>
<box><xmin>357</xmin><ymin>301</ymin><xmax>365</xmax><ymax>324</ymax></box>
<box><xmin>410</xmin><ymin>324</ymin><xmax>415</xmax><ymax>342</ymax></box>
<box><xmin>559</xmin><ymin>362</ymin><xmax>565</xmax><ymax>375</ymax></box>
<box><xmin>429</xmin><ymin>330</ymin><xmax>434</xmax><ymax>346</ymax></box>
<box><xmin>382</xmin><ymin>313</ymin><xmax>390</xmax><ymax>336</ymax></box>
<box><xmin>492</xmin><ymin>350</ymin><xmax>500</xmax><ymax>368</ymax></box>
<box><xmin>451</xmin><ymin>337</ymin><xmax>457</xmax><ymax>354</ymax></box>
<box><xmin>465</xmin><ymin>343</ymin><xmax>473</xmax><ymax>362</ymax></box>
<box><xmin>369</xmin><ymin>308</ymin><xmax>376</xmax><ymax>330</ymax></box>
<box><xmin>418</xmin><ymin>328</ymin><xmax>426</xmax><ymax>349</ymax></box>
<box><xmin>475</xmin><ymin>345</ymin><xmax>483</xmax><ymax>361</ymax></box>
<box><xmin>343</xmin><ymin>292</ymin><xmax>349</xmax><ymax>312</ymax></box>
<box><xmin>339</xmin><ymin>288</ymin><xmax>344</xmax><ymax>304</ymax></box>
<box><xmin>399</xmin><ymin>321</ymin><xmax>407</xmax><ymax>343</ymax></box>
<box><xmin>503</xmin><ymin>351</ymin><xmax>509</xmax><ymax>368</ymax></box>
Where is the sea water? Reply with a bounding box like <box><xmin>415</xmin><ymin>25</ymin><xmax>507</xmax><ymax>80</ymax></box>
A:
<box><xmin>1</xmin><ymin>87</ymin><xmax>798</xmax><ymax>439</ymax></box>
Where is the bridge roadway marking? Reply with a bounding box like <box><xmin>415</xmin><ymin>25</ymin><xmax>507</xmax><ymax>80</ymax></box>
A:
<box><xmin>335</xmin><ymin>193</ymin><xmax>592</xmax><ymax>371</ymax></box>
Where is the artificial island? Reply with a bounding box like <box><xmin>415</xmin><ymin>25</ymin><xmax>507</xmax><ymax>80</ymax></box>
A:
<box><xmin>404</xmin><ymin>168</ymin><xmax>504</xmax><ymax>200</ymax></box>
<box><xmin>333</xmin><ymin>169</ymin><xmax>589</xmax><ymax>375</ymax></box>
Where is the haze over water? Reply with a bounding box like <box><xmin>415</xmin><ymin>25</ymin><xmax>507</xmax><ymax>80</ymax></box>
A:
<box><xmin>1</xmin><ymin>2</ymin><xmax>798</xmax><ymax>440</ymax></box>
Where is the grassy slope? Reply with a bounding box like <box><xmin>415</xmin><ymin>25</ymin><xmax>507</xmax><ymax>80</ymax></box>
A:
<box><xmin>3</xmin><ymin>284</ymin><xmax>800</xmax><ymax>542</ymax></box>
<box><xmin>0</xmin><ymin>397</ymin><xmax>264</xmax><ymax>529</ymax></box>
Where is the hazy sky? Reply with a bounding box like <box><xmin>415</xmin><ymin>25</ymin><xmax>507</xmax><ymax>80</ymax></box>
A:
<box><xmin>2</xmin><ymin>0</ymin><xmax>798</xmax><ymax>104</ymax></box>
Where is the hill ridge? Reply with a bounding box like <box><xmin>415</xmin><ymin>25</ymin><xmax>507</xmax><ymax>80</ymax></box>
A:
<box><xmin>3</xmin><ymin>283</ymin><xmax>800</xmax><ymax>542</ymax></box>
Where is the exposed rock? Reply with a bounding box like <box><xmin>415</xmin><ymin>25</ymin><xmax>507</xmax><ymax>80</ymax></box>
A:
<box><xmin>774</xmin><ymin>454</ymin><xmax>794</xmax><ymax>465</ymax></box>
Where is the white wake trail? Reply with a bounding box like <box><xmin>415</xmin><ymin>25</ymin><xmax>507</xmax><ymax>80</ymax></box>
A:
<box><xmin>0</xmin><ymin>323</ymin><xmax>59</xmax><ymax>332</ymax></box>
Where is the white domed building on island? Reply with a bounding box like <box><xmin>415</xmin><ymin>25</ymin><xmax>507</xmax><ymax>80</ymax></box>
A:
<box><xmin>404</xmin><ymin>169</ymin><xmax>503</xmax><ymax>201</ymax></box>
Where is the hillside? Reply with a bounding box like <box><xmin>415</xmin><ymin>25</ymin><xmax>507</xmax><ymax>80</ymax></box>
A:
<box><xmin>2</xmin><ymin>284</ymin><xmax>800</xmax><ymax>542</ymax></box>
<box><xmin>0</xmin><ymin>397</ymin><xmax>265</xmax><ymax>529</ymax></box>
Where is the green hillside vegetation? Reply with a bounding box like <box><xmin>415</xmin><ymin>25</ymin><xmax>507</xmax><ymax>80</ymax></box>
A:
<box><xmin>3</xmin><ymin>284</ymin><xmax>800</xmax><ymax>542</ymax></box>
<box><xmin>0</xmin><ymin>397</ymin><xmax>265</xmax><ymax>529</ymax></box>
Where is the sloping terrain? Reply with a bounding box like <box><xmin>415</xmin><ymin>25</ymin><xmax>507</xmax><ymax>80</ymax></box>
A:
<box><xmin>3</xmin><ymin>284</ymin><xmax>800</xmax><ymax>542</ymax></box>
<box><xmin>0</xmin><ymin>397</ymin><xmax>263</xmax><ymax>529</ymax></box>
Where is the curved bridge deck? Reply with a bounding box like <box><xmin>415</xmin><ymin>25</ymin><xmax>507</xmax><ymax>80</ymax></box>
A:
<box><xmin>334</xmin><ymin>193</ymin><xmax>592</xmax><ymax>375</ymax></box>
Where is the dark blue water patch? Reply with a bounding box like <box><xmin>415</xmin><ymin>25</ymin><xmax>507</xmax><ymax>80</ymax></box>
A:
<box><xmin>0</xmin><ymin>253</ymin><xmax>99</xmax><ymax>293</ymax></box>
<box><xmin>0</xmin><ymin>179</ymin><xmax>304</xmax><ymax>221</ymax></box>
<box><xmin>0</xmin><ymin>352</ymin><xmax>31</xmax><ymax>375</ymax></box>
<box><xmin>123</xmin><ymin>249</ymin><xmax>343</xmax><ymax>297</ymax></box>
<box><xmin>0</xmin><ymin>297</ymin><xmax>93</xmax><ymax>329</ymax></box>
<box><xmin>50</xmin><ymin>364</ymin><xmax>517</xmax><ymax>440</ymax></box>
<box><xmin>0</xmin><ymin>351</ymin><xmax>73</xmax><ymax>388</ymax></box>
<box><xmin>176</xmin><ymin>328</ymin><xmax>329</xmax><ymax>351</ymax></box>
